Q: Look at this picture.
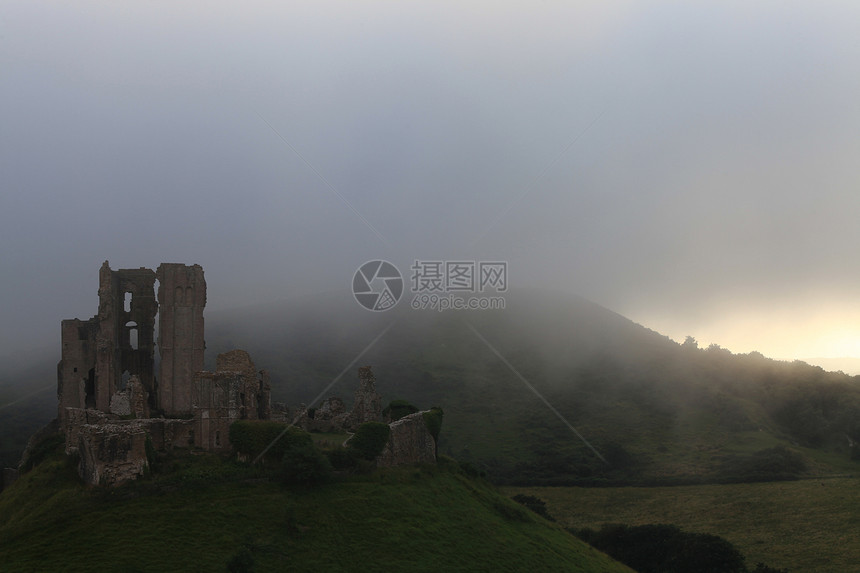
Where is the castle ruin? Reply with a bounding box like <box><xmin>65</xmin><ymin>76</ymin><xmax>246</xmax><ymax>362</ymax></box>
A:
<box><xmin>36</xmin><ymin>261</ymin><xmax>437</xmax><ymax>487</ymax></box>
<box><xmin>58</xmin><ymin>261</ymin><xmax>206</xmax><ymax>419</ymax></box>
<box><xmin>57</xmin><ymin>261</ymin><xmax>272</xmax><ymax>485</ymax></box>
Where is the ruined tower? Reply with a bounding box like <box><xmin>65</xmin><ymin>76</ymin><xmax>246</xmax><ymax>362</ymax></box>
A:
<box><xmin>57</xmin><ymin>261</ymin><xmax>205</xmax><ymax>420</ymax></box>
<box><xmin>53</xmin><ymin>262</ymin><xmax>278</xmax><ymax>485</ymax></box>
<box><xmin>58</xmin><ymin>262</ymin><xmax>158</xmax><ymax>419</ymax></box>
<box><xmin>156</xmin><ymin>263</ymin><xmax>206</xmax><ymax>415</ymax></box>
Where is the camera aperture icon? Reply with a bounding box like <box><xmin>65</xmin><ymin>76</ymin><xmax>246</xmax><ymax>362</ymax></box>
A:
<box><xmin>352</xmin><ymin>260</ymin><xmax>403</xmax><ymax>311</ymax></box>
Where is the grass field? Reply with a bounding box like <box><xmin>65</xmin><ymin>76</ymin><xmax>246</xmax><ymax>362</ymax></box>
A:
<box><xmin>0</xmin><ymin>447</ymin><xmax>632</xmax><ymax>573</ymax></box>
<box><xmin>505</xmin><ymin>478</ymin><xmax>860</xmax><ymax>572</ymax></box>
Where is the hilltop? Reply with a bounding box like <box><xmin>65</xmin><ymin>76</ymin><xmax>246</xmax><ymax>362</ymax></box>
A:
<box><xmin>202</xmin><ymin>288</ymin><xmax>860</xmax><ymax>484</ymax></box>
<box><xmin>0</xmin><ymin>441</ymin><xmax>630</xmax><ymax>572</ymax></box>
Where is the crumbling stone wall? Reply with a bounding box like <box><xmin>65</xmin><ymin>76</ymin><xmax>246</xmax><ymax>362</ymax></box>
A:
<box><xmin>346</xmin><ymin>366</ymin><xmax>382</xmax><ymax>430</ymax></box>
<box><xmin>77</xmin><ymin>423</ymin><xmax>149</xmax><ymax>486</ymax></box>
<box><xmin>57</xmin><ymin>261</ymin><xmax>207</xmax><ymax>422</ymax></box>
<box><xmin>53</xmin><ymin>262</ymin><xmax>268</xmax><ymax>487</ymax></box>
<box><xmin>192</xmin><ymin>350</ymin><xmax>271</xmax><ymax>452</ymax></box>
<box><xmin>376</xmin><ymin>411</ymin><xmax>437</xmax><ymax>467</ymax></box>
<box><xmin>58</xmin><ymin>262</ymin><xmax>158</xmax><ymax>421</ymax></box>
<box><xmin>296</xmin><ymin>396</ymin><xmax>349</xmax><ymax>433</ymax></box>
<box><xmin>57</xmin><ymin>318</ymin><xmax>98</xmax><ymax>415</ymax></box>
<box><xmin>109</xmin><ymin>375</ymin><xmax>149</xmax><ymax>418</ymax></box>
<box><xmin>63</xmin><ymin>408</ymin><xmax>111</xmax><ymax>455</ymax></box>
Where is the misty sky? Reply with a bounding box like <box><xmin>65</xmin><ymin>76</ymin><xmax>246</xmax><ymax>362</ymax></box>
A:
<box><xmin>2</xmin><ymin>1</ymin><xmax>859</xmax><ymax>364</ymax></box>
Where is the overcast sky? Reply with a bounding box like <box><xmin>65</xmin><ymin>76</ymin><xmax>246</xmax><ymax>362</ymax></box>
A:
<box><xmin>2</xmin><ymin>1</ymin><xmax>859</xmax><ymax>363</ymax></box>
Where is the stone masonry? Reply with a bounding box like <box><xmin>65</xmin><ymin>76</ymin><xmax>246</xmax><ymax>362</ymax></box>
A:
<box><xmin>40</xmin><ymin>263</ymin><xmax>438</xmax><ymax>487</ymax></box>
<box><xmin>376</xmin><ymin>411</ymin><xmax>438</xmax><ymax>467</ymax></box>
<box><xmin>54</xmin><ymin>262</ymin><xmax>272</xmax><ymax>485</ymax></box>
<box><xmin>57</xmin><ymin>261</ymin><xmax>205</xmax><ymax>420</ymax></box>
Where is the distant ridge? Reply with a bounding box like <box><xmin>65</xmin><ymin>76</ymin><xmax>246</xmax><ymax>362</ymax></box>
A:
<box><xmin>800</xmin><ymin>357</ymin><xmax>860</xmax><ymax>376</ymax></box>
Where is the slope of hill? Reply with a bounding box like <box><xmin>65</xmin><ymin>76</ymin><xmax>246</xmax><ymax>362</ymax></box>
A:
<box><xmin>204</xmin><ymin>288</ymin><xmax>860</xmax><ymax>484</ymax></box>
<box><xmin>0</xmin><ymin>358</ymin><xmax>56</xmax><ymax>469</ymax></box>
<box><xmin>5</xmin><ymin>288</ymin><xmax>860</xmax><ymax>485</ymax></box>
<box><xmin>507</xmin><ymin>478</ymin><xmax>860</xmax><ymax>572</ymax></box>
<box><xmin>0</xmin><ymin>445</ymin><xmax>631</xmax><ymax>572</ymax></box>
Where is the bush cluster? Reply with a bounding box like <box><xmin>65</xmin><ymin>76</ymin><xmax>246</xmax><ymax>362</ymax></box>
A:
<box><xmin>718</xmin><ymin>446</ymin><xmax>806</xmax><ymax>483</ymax></box>
<box><xmin>229</xmin><ymin>421</ymin><xmax>293</xmax><ymax>463</ymax></box>
<box><xmin>346</xmin><ymin>422</ymin><xmax>391</xmax><ymax>461</ymax></box>
<box><xmin>279</xmin><ymin>428</ymin><xmax>331</xmax><ymax>486</ymax></box>
<box><xmin>574</xmin><ymin>523</ymin><xmax>787</xmax><ymax>573</ymax></box>
<box><xmin>511</xmin><ymin>494</ymin><xmax>555</xmax><ymax>521</ymax></box>
<box><xmin>382</xmin><ymin>399</ymin><xmax>419</xmax><ymax>422</ymax></box>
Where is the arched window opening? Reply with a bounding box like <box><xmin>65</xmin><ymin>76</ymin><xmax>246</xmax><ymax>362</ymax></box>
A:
<box><xmin>126</xmin><ymin>321</ymin><xmax>138</xmax><ymax>350</ymax></box>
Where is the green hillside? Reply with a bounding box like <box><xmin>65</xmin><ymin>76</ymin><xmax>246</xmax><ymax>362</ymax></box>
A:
<box><xmin>5</xmin><ymin>288</ymin><xmax>860</xmax><ymax>485</ymax></box>
<box><xmin>0</xmin><ymin>444</ymin><xmax>631</xmax><ymax>573</ymax></box>
<box><xmin>203</xmin><ymin>289</ymin><xmax>860</xmax><ymax>485</ymax></box>
<box><xmin>0</xmin><ymin>362</ymin><xmax>55</xmax><ymax>470</ymax></box>
<box><xmin>507</xmin><ymin>479</ymin><xmax>860</xmax><ymax>572</ymax></box>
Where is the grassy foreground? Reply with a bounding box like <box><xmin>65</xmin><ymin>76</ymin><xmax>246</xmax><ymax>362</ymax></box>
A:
<box><xmin>506</xmin><ymin>478</ymin><xmax>860</xmax><ymax>572</ymax></box>
<box><xmin>0</xmin><ymin>449</ymin><xmax>630</xmax><ymax>573</ymax></box>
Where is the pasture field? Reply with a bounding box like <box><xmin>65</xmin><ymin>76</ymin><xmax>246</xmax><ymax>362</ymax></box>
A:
<box><xmin>505</xmin><ymin>478</ymin><xmax>860</xmax><ymax>572</ymax></box>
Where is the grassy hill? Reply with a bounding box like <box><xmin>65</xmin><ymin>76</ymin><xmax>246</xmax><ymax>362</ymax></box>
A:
<box><xmin>203</xmin><ymin>288</ymin><xmax>860</xmax><ymax>484</ymax></box>
<box><xmin>5</xmin><ymin>287</ymin><xmax>860</xmax><ymax>484</ymax></box>
<box><xmin>0</xmin><ymin>359</ymin><xmax>56</xmax><ymax>470</ymax></box>
<box><xmin>0</xmin><ymin>444</ymin><xmax>631</xmax><ymax>573</ymax></box>
<box><xmin>506</xmin><ymin>478</ymin><xmax>860</xmax><ymax>572</ymax></box>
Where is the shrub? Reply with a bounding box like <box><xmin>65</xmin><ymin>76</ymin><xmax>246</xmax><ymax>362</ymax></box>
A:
<box><xmin>752</xmin><ymin>563</ymin><xmax>789</xmax><ymax>573</ymax></box>
<box><xmin>458</xmin><ymin>460</ymin><xmax>485</xmax><ymax>478</ymax></box>
<box><xmin>719</xmin><ymin>446</ymin><xmax>807</xmax><ymax>483</ymax></box>
<box><xmin>229</xmin><ymin>421</ymin><xmax>292</xmax><ymax>463</ymax></box>
<box><xmin>575</xmin><ymin>523</ymin><xmax>747</xmax><ymax>573</ymax></box>
<box><xmin>280</xmin><ymin>428</ymin><xmax>331</xmax><ymax>486</ymax></box>
<box><xmin>383</xmin><ymin>399</ymin><xmax>419</xmax><ymax>422</ymax></box>
<box><xmin>492</xmin><ymin>499</ymin><xmax>530</xmax><ymax>522</ymax></box>
<box><xmin>281</xmin><ymin>443</ymin><xmax>331</xmax><ymax>485</ymax></box>
<box><xmin>326</xmin><ymin>446</ymin><xmax>360</xmax><ymax>470</ymax></box>
<box><xmin>18</xmin><ymin>432</ymin><xmax>64</xmax><ymax>473</ymax></box>
<box><xmin>347</xmin><ymin>422</ymin><xmax>391</xmax><ymax>461</ymax></box>
<box><xmin>511</xmin><ymin>494</ymin><xmax>555</xmax><ymax>521</ymax></box>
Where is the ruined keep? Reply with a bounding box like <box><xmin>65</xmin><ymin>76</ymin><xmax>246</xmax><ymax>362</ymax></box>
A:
<box><xmin>58</xmin><ymin>261</ymin><xmax>205</xmax><ymax>420</ymax></box>
<box><xmin>40</xmin><ymin>262</ymin><xmax>437</xmax><ymax>487</ymax></box>
<box><xmin>56</xmin><ymin>261</ymin><xmax>272</xmax><ymax>485</ymax></box>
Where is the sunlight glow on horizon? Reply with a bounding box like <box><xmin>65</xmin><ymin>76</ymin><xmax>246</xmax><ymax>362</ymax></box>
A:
<box><xmin>627</xmin><ymin>299</ymin><xmax>860</xmax><ymax>365</ymax></box>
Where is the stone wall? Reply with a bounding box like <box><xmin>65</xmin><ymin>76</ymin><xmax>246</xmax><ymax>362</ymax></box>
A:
<box><xmin>345</xmin><ymin>366</ymin><xmax>382</xmax><ymax>430</ymax></box>
<box><xmin>156</xmin><ymin>263</ymin><xmax>206</xmax><ymax>416</ymax></box>
<box><xmin>57</xmin><ymin>261</ymin><xmax>196</xmax><ymax>422</ymax></box>
<box><xmin>63</xmin><ymin>408</ymin><xmax>110</xmax><ymax>455</ymax></box>
<box><xmin>295</xmin><ymin>397</ymin><xmax>350</xmax><ymax>433</ymax></box>
<box><xmin>192</xmin><ymin>350</ymin><xmax>271</xmax><ymax>452</ymax></box>
<box><xmin>376</xmin><ymin>411</ymin><xmax>437</xmax><ymax>467</ymax></box>
<box><xmin>77</xmin><ymin>423</ymin><xmax>149</xmax><ymax>486</ymax></box>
